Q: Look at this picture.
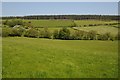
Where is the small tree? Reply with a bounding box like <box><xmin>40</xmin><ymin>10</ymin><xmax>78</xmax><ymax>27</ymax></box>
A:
<box><xmin>24</xmin><ymin>28</ymin><xmax>39</xmax><ymax>38</ymax></box>
<box><xmin>59</xmin><ymin>27</ymin><xmax>70</xmax><ymax>40</ymax></box>
<box><xmin>43</xmin><ymin>27</ymin><xmax>51</xmax><ymax>38</ymax></box>
<box><xmin>87</xmin><ymin>30</ymin><xmax>97</xmax><ymax>40</ymax></box>
<box><xmin>5</xmin><ymin>19</ymin><xmax>24</xmax><ymax>27</ymax></box>
<box><xmin>97</xmin><ymin>32</ymin><xmax>111</xmax><ymax>40</ymax></box>
<box><xmin>9</xmin><ymin>27</ymin><xmax>25</xmax><ymax>37</ymax></box>
<box><xmin>2</xmin><ymin>28</ymin><xmax>12</xmax><ymax>37</ymax></box>
<box><xmin>39</xmin><ymin>30</ymin><xmax>45</xmax><ymax>38</ymax></box>
<box><xmin>53</xmin><ymin>30</ymin><xmax>59</xmax><ymax>39</ymax></box>
<box><xmin>72</xmin><ymin>30</ymin><xmax>85</xmax><ymax>40</ymax></box>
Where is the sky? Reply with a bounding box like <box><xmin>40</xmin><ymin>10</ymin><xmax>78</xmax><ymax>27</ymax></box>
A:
<box><xmin>2</xmin><ymin>2</ymin><xmax>118</xmax><ymax>16</ymax></box>
<box><xmin>1</xmin><ymin>0</ymin><xmax>120</xmax><ymax>2</ymax></box>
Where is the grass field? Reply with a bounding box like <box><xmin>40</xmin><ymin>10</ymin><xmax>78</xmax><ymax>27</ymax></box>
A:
<box><xmin>76</xmin><ymin>26</ymin><xmax>119</xmax><ymax>36</ymax></box>
<box><xmin>24</xmin><ymin>20</ymin><xmax>75</xmax><ymax>28</ymax></box>
<box><xmin>74</xmin><ymin>20</ymin><xmax>117</xmax><ymax>27</ymax></box>
<box><xmin>24</xmin><ymin>20</ymin><xmax>117</xmax><ymax>28</ymax></box>
<box><xmin>2</xmin><ymin>37</ymin><xmax>118</xmax><ymax>78</ymax></box>
<box><xmin>3</xmin><ymin>19</ymin><xmax>117</xmax><ymax>28</ymax></box>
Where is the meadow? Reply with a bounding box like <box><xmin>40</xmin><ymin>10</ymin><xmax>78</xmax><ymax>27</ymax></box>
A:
<box><xmin>24</xmin><ymin>19</ymin><xmax>119</xmax><ymax>36</ymax></box>
<box><xmin>22</xmin><ymin>19</ymin><xmax>118</xmax><ymax>28</ymax></box>
<box><xmin>2</xmin><ymin>19</ymin><xmax>119</xmax><ymax>78</ymax></box>
<box><xmin>24</xmin><ymin>19</ymin><xmax>75</xmax><ymax>28</ymax></box>
<box><xmin>2</xmin><ymin>37</ymin><xmax>118</xmax><ymax>78</ymax></box>
<box><xmin>76</xmin><ymin>26</ymin><xmax>118</xmax><ymax>36</ymax></box>
<box><xmin>74</xmin><ymin>20</ymin><xmax>117</xmax><ymax>27</ymax></box>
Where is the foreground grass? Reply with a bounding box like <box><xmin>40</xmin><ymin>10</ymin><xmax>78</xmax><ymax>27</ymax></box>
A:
<box><xmin>2</xmin><ymin>37</ymin><xmax>118</xmax><ymax>78</ymax></box>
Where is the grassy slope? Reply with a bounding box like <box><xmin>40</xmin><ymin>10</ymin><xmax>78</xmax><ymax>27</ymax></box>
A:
<box><xmin>24</xmin><ymin>19</ymin><xmax>118</xmax><ymax>36</ymax></box>
<box><xmin>2</xmin><ymin>19</ymin><xmax>117</xmax><ymax>28</ymax></box>
<box><xmin>77</xmin><ymin>26</ymin><xmax>118</xmax><ymax>36</ymax></box>
<box><xmin>3</xmin><ymin>37</ymin><xmax>118</xmax><ymax>78</ymax></box>
<box><xmin>24</xmin><ymin>20</ymin><xmax>74</xmax><ymax>28</ymax></box>
<box><xmin>74</xmin><ymin>20</ymin><xmax>117</xmax><ymax>27</ymax></box>
<box><xmin>38</xmin><ymin>26</ymin><xmax>118</xmax><ymax>36</ymax></box>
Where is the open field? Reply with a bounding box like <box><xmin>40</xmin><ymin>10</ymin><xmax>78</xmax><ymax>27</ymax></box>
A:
<box><xmin>74</xmin><ymin>20</ymin><xmax>117</xmax><ymax>27</ymax></box>
<box><xmin>76</xmin><ymin>26</ymin><xmax>119</xmax><ymax>36</ymax></box>
<box><xmin>2</xmin><ymin>37</ymin><xmax>118</xmax><ymax>78</ymax></box>
<box><xmin>24</xmin><ymin>20</ymin><xmax>118</xmax><ymax>28</ymax></box>
<box><xmin>24</xmin><ymin>20</ymin><xmax>75</xmax><ymax>28</ymax></box>
<box><xmin>3</xmin><ymin>19</ymin><xmax>118</xmax><ymax>28</ymax></box>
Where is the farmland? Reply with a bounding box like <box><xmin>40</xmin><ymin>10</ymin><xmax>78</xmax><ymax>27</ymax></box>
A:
<box><xmin>3</xmin><ymin>19</ymin><xmax>118</xmax><ymax>28</ymax></box>
<box><xmin>74</xmin><ymin>20</ymin><xmax>117</xmax><ymax>27</ymax></box>
<box><xmin>23</xmin><ymin>19</ymin><xmax>118</xmax><ymax>28</ymax></box>
<box><xmin>1</xmin><ymin>1</ymin><xmax>119</xmax><ymax>78</ymax></box>
<box><xmin>23</xmin><ymin>19</ymin><xmax>75</xmax><ymax>28</ymax></box>
<box><xmin>2</xmin><ymin>19</ymin><xmax>119</xmax><ymax>36</ymax></box>
<box><xmin>75</xmin><ymin>26</ymin><xmax>118</xmax><ymax>36</ymax></box>
<box><xmin>2</xmin><ymin>19</ymin><xmax>119</xmax><ymax>78</ymax></box>
<box><xmin>2</xmin><ymin>37</ymin><xmax>118</xmax><ymax>78</ymax></box>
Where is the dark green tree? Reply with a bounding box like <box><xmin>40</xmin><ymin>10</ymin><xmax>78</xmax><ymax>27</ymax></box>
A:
<box><xmin>24</xmin><ymin>28</ymin><xmax>39</xmax><ymax>38</ymax></box>
<box><xmin>59</xmin><ymin>27</ymin><xmax>70</xmax><ymax>40</ymax></box>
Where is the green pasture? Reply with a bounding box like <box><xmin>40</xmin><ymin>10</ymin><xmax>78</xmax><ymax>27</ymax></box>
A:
<box><xmin>24</xmin><ymin>20</ymin><xmax>74</xmax><ymax>28</ymax></box>
<box><xmin>2</xmin><ymin>19</ymin><xmax>118</xmax><ymax>28</ymax></box>
<box><xmin>2</xmin><ymin>37</ymin><xmax>118</xmax><ymax>78</ymax></box>
<box><xmin>74</xmin><ymin>20</ymin><xmax>117</xmax><ymax>27</ymax></box>
<box><xmin>75</xmin><ymin>26</ymin><xmax>119</xmax><ymax>36</ymax></box>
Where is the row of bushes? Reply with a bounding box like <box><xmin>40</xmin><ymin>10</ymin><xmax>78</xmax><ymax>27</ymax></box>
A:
<box><xmin>53</xmin><ymin>27</ymin><xmax>120</xmax><ymax>40</ymax></box>
<box><xmin>3</xmin><ymin>19</ymin><xmax>33</xmax><ymax>28</ymax></box>
<box><xmin>2</xmin><ymin>27</ymin><xmax>120</xmax><ymax>40</ymax></box>
<box><xmin>2</xmin><ymin>27</ymin><xmax>51</xmax><ymax>38</ymax></box>
<box><xmin>78</xmin><ymin>23</ymin><xmax>119</xmax><ymax>27</ymax></box>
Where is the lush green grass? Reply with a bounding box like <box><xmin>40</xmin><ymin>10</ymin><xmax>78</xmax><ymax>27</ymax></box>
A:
<box><xmin>24</xmin><ymin>20</ymin><xmax>74</xmax><ymax>28</ymax></box>
<box><xmin>24</xmin><ymin>20</ymin><xmax>117</xmax><ymax>28</ymax></box>
<box><xmin>2</xmin><ymin>19</ymin><xmax>118</xmax><ymax>28</ymax></box>
<box><xmin>74</xmin><ymin>20</ymin><xmax>117</xmax><ymax>27</ymax></box>
<box><xmin>76</xmin><ymin>26</ymin><xmax>119</xmax><ymax>36</ymax></box>
<box><xmin>3</xmin><ymin>37</ymin><xmax>118</xmax><ymax>78</ymax></box>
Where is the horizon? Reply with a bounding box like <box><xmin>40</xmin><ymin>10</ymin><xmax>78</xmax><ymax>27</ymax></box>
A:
<box><xmin>2</xmin><ymin>14</ymin><xmax>119</xmax><ymax>17</ymax></box>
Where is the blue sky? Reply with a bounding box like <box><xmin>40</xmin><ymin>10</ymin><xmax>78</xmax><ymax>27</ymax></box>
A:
<box><xmin>2</xmin><ymin>2</ymin><xmax>118</xmax><ymax>16</ymax></box>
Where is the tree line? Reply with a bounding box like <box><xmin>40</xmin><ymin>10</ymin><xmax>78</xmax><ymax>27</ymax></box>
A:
<box><xmin>1</xmin><ymin>19</ymin><xmax>119</xmax><ymax>40</ymax></box>
<box><xmin>2</xmin><ymin>15</ymin><xmax>119</xmax><ymax>20</ymax></box>
<box><xmin>2</xmin><ymin>27</ymin><xmax>120</xmax><ymax>41</ymax></box>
